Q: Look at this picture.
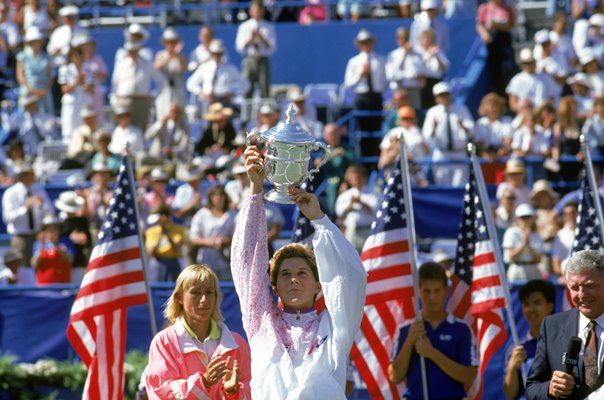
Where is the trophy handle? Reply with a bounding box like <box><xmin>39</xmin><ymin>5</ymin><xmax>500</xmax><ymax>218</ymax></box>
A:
<box><xmin>307</xmin><ymin>141</ymin><xmax>332</xmax><ymax>179</ymax></box>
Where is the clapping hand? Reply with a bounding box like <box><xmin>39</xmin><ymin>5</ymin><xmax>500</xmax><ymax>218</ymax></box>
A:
<box><xmin>202</xmin><ymin>355</ymin><xmax>228</xmax><ymax>389</ymax></box>
<box><xmin>222</xmin><ymin>356</ymin><xmax>240</xmax><ymax>395</ymax></box>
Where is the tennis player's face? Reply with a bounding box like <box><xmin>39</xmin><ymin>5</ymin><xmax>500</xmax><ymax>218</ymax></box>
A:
<box><xmin>180</xmin><ymin>284</ymin><xmax>216</xmax><ymax>323</ymax></box>
<box><xmin>274</xmin><ymin>257</ymin><xmax>320</xmax><ymax>310</ymax></box>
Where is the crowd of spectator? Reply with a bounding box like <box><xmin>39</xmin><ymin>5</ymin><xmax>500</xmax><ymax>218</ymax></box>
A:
<box><xmin>0</xmin><ymin>0</ymin><xmax>603</xmax><ymax>290</ymax></box>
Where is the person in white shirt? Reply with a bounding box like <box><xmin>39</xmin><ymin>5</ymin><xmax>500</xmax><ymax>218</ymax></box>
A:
<box><xmin>335</xmin><ymin>165</ymin><xmax>379</xmax><ymax>252</ymax></box>
<box><xmin>410</xmin><ymin>0</ymin><xmax>450</xmax><ymax>53</ymax></box>
<box><xmin>551</xmin><ymin>201</ymin><xmax>577</xmax><ymax>281</ymax></box>
<box><xmin>225</xmin><ymin>163</ymin><xmax>250</xmax><ymax>210</ymax></box>
<box><xmin>0</xmin><ymin>249</ymin><xmax>35</xmax><ymax>285</ymax></box>
<box><xmin>580</xmin><ymin>49</ymin><xmax>604</xmax><ymax>96</ymax></box>
<box><xmin>422</xmin><ymin>81</ymin><xmax>474</xmax><ymax>186</ymax></box>
<box><xmin>417</xmin><ymin>28</ymin><xmax>449</xmax><ymax>108</ymax></box>
<box><xmin>46</xmin><ymin>5</ymin><xmax>86</xmax><ymax>68</ymax></box>
<box><xmin>511</xmin><ymin>112</ymin><xmax>550</xmax><ymax>158</ymax></box>
<box><xmin>187</xmin><ymin>25</ymin><xmax>214</xmax><ymax>72</ymax></box>
<box><xmin>344</xmin><ymin>28</ymin><xmax>387</xmax><ymax>159</ymax></box>
<box><xmin>286</xmin><ymin>86</ymin><xmax>322</xmax><ymax>139</ymax></box>
<box><xmin>385</xmin><ymin>27</ymin><xmax>425</xmax><ymax>109</ymax></box>
<box><xmin>568</xmin><ymin>72</ymin><xmax>594</xmax><ymax>119</ymax></box>
<box><xmin>506</xmin><ymin>48</ymin><xmax>553</xmax><ymax>113</ymax></box>
<box><xmin>154</xmin><ymin>28</ymin><xmax>187</xmax><ymax>121</ymax></box>
<box><xmin>474</xmin><ymin>92</ymin><xmax>513</xmax><ymax>159</ymax></box>
<box><xmin>235</xmin><ymin>0</ymin><xmax>276</xmax><ymax>99</ymax></box>
<box><xmin>109</xmin><ymin>105</ymin><xmax>145</xmax><ymax>156</ymax></box>
<box><xmin>113</xmin><ymin>23</ymin><xmax>154</xmax><ymax>66</ymax></box>
<box><xmin>111</xmin><ymin>39</ymin><xmax>162</xmax><ymax>132</ymax></box>
<box><xmin>187</xmin><ymin>38</ymin><xmax>248</xmax><ymax>110</ymax></box>
<box><xmin>1</xmin><ymin>163</ymin><xmax>54</xmax><ymax>266</ymax></box>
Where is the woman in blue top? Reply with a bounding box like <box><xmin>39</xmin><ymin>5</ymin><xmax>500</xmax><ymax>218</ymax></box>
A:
<box><xmin>16</xmin><ymin>26</ymin><xmax>53</xmax><ymax>115</ymax></box>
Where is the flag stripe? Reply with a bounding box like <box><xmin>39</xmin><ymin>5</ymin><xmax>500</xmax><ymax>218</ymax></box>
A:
<box><xmin>361</xmin><ymin>240</ymin><xmax>409</xmax><ymax>261</ymax></box>
<box><xmin>367</xmin><ymin>264</ymin><xmax>411</xmax><ymax>282</ymax></box>
<box><xmin>366</xmin><ymin>287</ymin><xmax>415</xmax><ymax>305</ymax></box>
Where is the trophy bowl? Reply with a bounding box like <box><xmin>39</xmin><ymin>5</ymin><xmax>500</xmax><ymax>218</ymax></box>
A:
<box><xmin>247</xmin><ymin>104</ymin><xmax>331</xmax><ymax>204</ymax></box>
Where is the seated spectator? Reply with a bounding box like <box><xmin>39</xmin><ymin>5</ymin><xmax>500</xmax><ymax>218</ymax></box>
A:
<box><xmin>0</xmin><ymin>249</ymin><xmax>35</xmax><ymax>285</ymax></box>
<box><xmin>496</xmin><ymin>159</ymin><xmax>531</xmax><ymax>208</ymax></box>
<box><xmin>67</xmin><ymin>105</ymin><xmax>98</xmax><ymax>163</ymax></box>
<box><xmin>535</xmin><ymin>101</ymin><xmax>556</xmax><ymax>140</ymax></box>
<box><xmin>249</xmin><ymin>102</ymin><xmax>279</xmax><ymax>133</ymax></box>
<box><xmin>580</xmin><ymin>46</ymin><xmax>604</xmax><ymax>96</ymax></box>
<box><xmin>583</xmin><ymin>95</ymin><xmax>604</xmax><ymax>155</ymax></box>
<box><xmin>193</xmin><ymin>103</ymin><xmax>237</xmax><ymax>168</ymax></box>
<box><xmin>379</xmin><ymin>105</ymin><xmax>429</xmax><ymax>186</ymax></box>
<box><xmin>189</xmin><ymin>185</ymin><xmax>237</xmax><ymax>280</ymax></box>
<box><xmin>410</xmin><ymin>0</ymin><xmax>449</xmax><ymax>53</ymax></box>
<box><xmin>385</xmin><ymin>27</ymin><xmax>425</xmax><ymax>110</ymax></box>
<box><xmin>224</xmin><ymin>163</ymin><xmax>250</xmax><ymax>210</ymax></box>
<box><xmin>187</xmin><ymin>26</ymin><xmax>213</xmax><ymax>73</ymax></box>
<box><xmin>265</xmin><ymin>200</ymin><xmax>285</xmax><ymax>257</ymax></box>
<box><xmin>287</xmin><ymin>86</ymin><xmax>322</xmax><ymax>139</ymax></box>
<box><xmin>31</xmin><ymin>214</ymin><xmax>74</xmax><ymax>285</ymax></box>
<box><xmin>139</xmin><ymin>167</ymin><xmax>174</xmax><ymax>227</ymax></box>
<box><xmin>503</xmin><ymin>204</ymin><xmax>546</xmax><ymax>283</ymax></box>
<box><xmin>82</xmin><ymin>161</ymin><xmax>114</xmax><ymax>238</ymax></box>
<box><xmin>154</xmin><ymin>28</ymin><xmax>187</xmax><ymax>121</ymax></box>
<box><xmin>335</xmin><ymin>165</ymin><xmax>379</xmax><ymax>252</ymax></box>
<box><xmin>16</xmin><ymin>26</ymin><xmax>53</xmax><ymax>115</ymax></box>
<box><xmin>551</xmin><ymin>201</ymin><xmax>578</xmax><ymax>282</ymax></box>
<box><xmin>0</xmin><ymin>139</ymin><xmax>28</xmax><ymax>185</ymax></box>
<box><xmin>144</xmin><ymin>204</ymin><xmax>187</xmax><ymax>282</ymax></box>
<box><xmin>534</xmin><ymin>29</ymin><xmax>567</xmax><ymax>102</ymax></box>
<box><xmin>109</xmin><ymin>105</ymin><xmax>145</xmax><ymax>156</ymax></box>
<box><xmin>55</xmin><ymin>191</ymin><xmax>91</xmax><ymax>284</ymax></box>
<box><xmin>145</xmin><ymin>103</ymin><xmax>189</xmax><ymax>166</ymax></box>
<box><xmin>417</xmin><ymin>29</ymin><xmax>449</xmax><ymax>108</ymax></box>
<box><xmin>474</xmin><ymin>92</ymin><xmax>513</xmax><ymax>160</ymax></box>
<box><xmin>383</xmin><ymin>87</ymin><xmax>414</xmax><ymax>132</ymax></box>
<box><xmin>496</xmin><ymin>188</ymin><xmax>517</xmax><ymax>238</ymax></box>
<box><xmin>503</xmin><ymin>279</ymin><xmax>555</xmax><ymax>400</ymax></box>
<box><xmin>510</xmin><ymin>112</ymin><xmax>550</xmax><ymax>158</ymax></box>
<box><xmin>90</xmin><ymin>129</ymin><xmax>121</xmax><ymax>175</ymax></box>
<box><xmin>506</xmin><ymin>48</ymin><xmax>550</xmax><ymax>114</ymax></box>
<box><xmin>529</xmin><ymin>179</ymin><xmax>560</xmax><ymax>244</ymax></box>
<box><xmin>568</xmin><ymin>72</ymin><xmax>594</xmax><ymax>120</ymax></box>
<box><xmin>15</xmin><ymin>0</ymin><xmax>52</xmax><ymax>35</ymax></box>
<box><xmin>551</xmin><ymin>96</ymin><xmax>583</xmax><ymax>182</ymax></box>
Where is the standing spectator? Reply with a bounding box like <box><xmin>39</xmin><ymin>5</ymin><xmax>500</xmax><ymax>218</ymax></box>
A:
<box><xmin>0</xmin><ymin>249</ymin><xmax>35</xmax><ymax>285</ymax></box>
<box><xmin>503</xmin><ymin>203</ymin><xmax>546</xmax><ymax>282</ymax></box>
<box><xmin>139</xmin><ymin>167</ymin><xmax>174</xmax><ymax>227</ymax></box>
<box><xmin>0</xmin><ymin>2</ymin><xmax>22</xmax><ymax>66</ymax></box>
<box><xmin>383</xmin><ymin>87</ymin><xmax>414</xmax><ymax>132</ymax></box>
<box><xmin>335</xmin><ymin>165</ymin><xmax>379</xmax><ymax>252</ymax></box>
<box><xmin>58</xmin><ymin>44</ymin><xmax>94</xmax><ymax>143</ymax></box>
<box><xmin>569</xmin><ymin>72</ymin><xmax>594</xmax><ymax>120</ymax></box>
<box><xmin>187</xmin><ymin>25</ymin><xmax>214</xmax><ymax>73</ymax></box>
<box><xmin>548</xmin><ymin>12</ymin><xmax>577</xmax><ymax>71</ymax></box>
<box><xmin>154</xmin><ymin>28</ymin><xmax>187</xmax><ymax>120</ymax></box>
<box><xmin>224</xmin><ymin>163</ymin><xmax>250</xmax><ymax>210</ymax></box>
<box><xmin>194</xmin><ymin>103</ymin><xmax>236</xmax><ymax>164</ymax></box>
<box><xmin>584</xmin><ymin>95</ymin><xmax>604</xmax><ymax>155</ymax></box>
<box><xmin>16</xmin><ymin>26</ymin><xmax>53</xmax><ymax>115</ymax></box>
<box><xmin>235</xmin><ymin>0</ymin><xmax>277</xmax><ymax>99</ymax></box>
<box><xmin>82</xmin><ymin>161</ymin><xmax>114</xmax><ymax>238</ymax></box>
<box><xmin>551</xmin><ymin>96</ymin><xmax>583</xmax><ymax>182</ymax></box>
<box><xmin>410</xmin><ymin>0</ymin><xmax>449</xmax><ymax>53</ymax></box>
<box><xmin>187</xmin><ymin>38</ymin><xmax>248</xmax><ymax>110</ymax></box>
<box><xmin>579</xmin><ymin>49</ymin><xmax>604</xmax><ymax>98</ymax></box>
<box><xmin>145</xmin><ymin>103</ymin><xmax>189</xmax><ymax>165</ymax></box>
<box><xmin>46</xmin><ymin>5</ymin><xmax>85</xmax><ymax>69</ymax></box>
<box><xmin>389</xmin><ymin>262</ymin><xmax>478</xmax><ymax>398</ymax></box>
<box><xmin>344</xmin><ymin>28</ymin><xmax>386</xmax><ymax>162</ymax></box>
<box><xmin>422</xmin><ymin>81</ymin><xmax>474</xmax><ymax>187</ymax></box>
<box><xmin>417</xmin><ymin>29</ymin><xmax>449</xmax><ymax>108</ymax></box>
<box><xmin>2</xmin><ymin>163</ymin><xmax>53</xmax><ymax>265</ymax></box>
<box><xmin>15</xmin><ymin>0</ymin><xmax>51</xmax><ymax>34</ymax></box>
<box><xmin>385</xmin><ymin>27</ymin><xmax>425</xmax><ymax>110</ymax></box>
<box><xmin>31</xmin><ymin>214</ymin><xmax>74</xmax><ymax>285</ymax></box>
<box><xmin>510</xmin><ymin>112</ymin><xmax>550</xmax><ymax>158</ymax></box>
<box><xmin>54</xmin><ymin>190</ymin><xmax>91</xmax><ymax>284</ymax></box>
<box><xmin>287</xmin><ymin>86</ymin><xmax>322</xmax><ymax>138</ymax></box>
<box><xmin>145</xmin><ymin>264</ymin><xmax>251</xmax><ymax>399</ymax></box>
<box><xmin>144</xmin><ymin>204</ymin><xmax>186</xmax><ymax>282</ymax></box>
<box><xmin>551</xmin><ymin>201</ymin><xmax>578</xmax><ymax>281</ymax></box>
<box><xmin>503</xmin><ymin>279</ymin><xmax>556</xmax><ymax>400</ymax></box>
<box><xmin>109</xmin><ymin>105</ymin><xmax>145</xmax><ymax>156</ymax></box>
<box><xmin>114</xmin><ymin>23</ymin><xmax>153</xmax><ymax>65</ymax></box>
<box><xmin>189</xmin><ymin>185</ymin><xmax>237</xmax><ymax>281</ymax></box>
<box><xmin>529</xmin><ymin>179</ymin><xmax>560</xmax><ymax>244</ymax></box>
<box><xmin>111</xmin><ymin>39</ymin><xmax>161</xmax><ymax>132</ymax></box>
<box><xmin>496</xmin><ymin>188</ymin><xmax>517</xmax><ymax>237</ymax></box>
<box><xmin>506</xmin><ymin>48</ymin><xmax>549</xmax><ymax>114</ymax></box>
<box><xmin>78</xmin><ymin>34</ymin><xmax>108</xmax><ymax>127</ymax></box>
<box><xmin>67</xmin><ymin>106</ymin><xmax>98</xmax><ymax>163</ymax></box>
<box><xmin>474</xmin><ymin>92</ymin><xmax>513</xmax><ymax>159</ymax></box>
<box><xmin>476</xmin><ymin>0</ymin><xmax>517</xmax><ymax>97</ymax></box>
<box><xmin>496</xmin><ymin>159</ymin><xmax>531</xmax><ymax>207</ymax></box>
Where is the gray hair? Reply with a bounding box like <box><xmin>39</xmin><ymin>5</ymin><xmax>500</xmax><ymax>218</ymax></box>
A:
<box><xmin>565</xmin><ymin>250</ymin><xmax>604</xmax><ymax>277</ymax></box>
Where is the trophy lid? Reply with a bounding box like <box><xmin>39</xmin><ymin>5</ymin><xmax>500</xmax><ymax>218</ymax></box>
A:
<box><xmin>260</xmin><ymin>103</ymin><xmax>315</xmax><ymax>144</ymax></box>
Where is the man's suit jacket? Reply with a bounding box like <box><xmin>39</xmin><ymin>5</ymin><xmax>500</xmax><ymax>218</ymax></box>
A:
<box><xmin>526</xmin><ymin>309</ymin><xmax>603</xmax><ymax>399</ymax></box>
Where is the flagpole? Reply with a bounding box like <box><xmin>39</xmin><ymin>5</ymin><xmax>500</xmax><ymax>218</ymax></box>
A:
<box><xmin>581</xmin><ymin>135</ymin><xmax>604</xmax><ymax>242</ymax></box>
<box><xmin>467</xmin><ymin>143</ymin><xmax>523</xmax><ymax>380</ymax></box>
<box><xmin>398</xmin><ymin>134</ymin><xmax>429</xmax><ymax>400</ymax></box>
<box><xmin>124</xmin><ymin>148</ymin><xmax>158</xmax><ymax>337</ymax></box>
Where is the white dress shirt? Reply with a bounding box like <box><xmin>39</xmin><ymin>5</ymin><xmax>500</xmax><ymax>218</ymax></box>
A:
<box><xmin>235</xmin><ymin>18</ymin><xmax>277</xmax><ymax>57</ymax></box>
<box><xmin>1</xmin><ymin>182</ymin><xmax>54</xmax><ymax>235</ymax></box>
<box><xmin>5</xmin><ymin>110</ymin><xmax>60</xmax><ymax>157</ymax></box>
<box><xmin>422</xmin><ymin>103</ymin><xmax>475</xmax><ymax>152</ymax></box>
<box><xmin>385</xmin><ymin>47</ymin><xmax>425</xmax><ymax>89</ymax></box>
<box><xmin>474</xmin><ymin>116</ymin><xmax>513</xmax><ymax>149</ymax></box>
<box><xmin>418</xmin><ymin>47</ymin><xmax>449</xmax><ymax>79</ymax></box>
<box><xmin>110</xmin><ymin>124</ymin><xmax>145</xmax><ymax>155</ymax></box>
<box><xmin>511</xmin><ymin>126</ymin><xmax>549</xmax><ymax>155</ymax></box>
<box><xmin>47</xmin><ymin>25</ymin><xmax>87</xmax><ymax>66</ymax></box>
<box><xmin>410</xmin><ymin>13</ymin><xmax>450</xmax><ymax>52</ymax></box>
<box><xmin>188</xmin><ymin>44</ymin><xmax>211</xmax><ymax>72</ymax></box>
<box><xmin>344</xmin><ymin>51</ymin><xmax>387</xmax><ymax>94</ymax></box>
<box><xmin>186</xmin><ymin>59</ymin><xmax>249</xmax><ymax>98</ymax></box>
<box><xmin>506</xmin><ymin>71</ymin><xmax>549</xmax><ymax>108</ymax></box>
<box><xmin>335</xmin><ymin>185</ymin><xmax>379</xmax><ymax>229</ymax></box>
<box><xmin>111</xmin><ymin>55</ymin><xmax>161</xmax><ymax>97</ymax></box>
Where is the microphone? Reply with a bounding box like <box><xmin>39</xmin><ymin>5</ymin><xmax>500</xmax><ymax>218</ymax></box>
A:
<box><xmin>562</xmin><ymin>336</ymin><xmax>582</xmax><ymax>375</ymax></box>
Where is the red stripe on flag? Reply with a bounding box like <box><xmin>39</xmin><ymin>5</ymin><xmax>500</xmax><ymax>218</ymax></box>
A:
<box><xmin>375</xmin><ymin>302</ymin><xmax>398</xmax><ymax>337</ymax></box>
<box><xmin>106</xmin><ymin>311</ymin><xmax>116</xmax><ymax>399</ymax></box>
<box><xmin>76</xmin><ymin>270</ymin><xmax>145</xmax><ymax>298</ymax></box>
<box><xmin>471</xmin><ymin>298</ymin><xmax>506</xmax><ymax>315</ymax></box>
<box><xmin>87</xmin><ymin>247</ymin><xmax>141</xmax><ymax>271</ymax></box>
<box><xmin>361</xmin><ymin>240</ymin><xmax>409</xmax><ymax>261</ymax></box>
<box><xmin>366</xmin><ymin>287</ymin><xmax>414</xmax><ymax>305</ymax></box>
<box><xmin>367</xmin><ymin>263</ymin><xmax>411</xmax><ymax>282</ymax></box>
<box><xmin>70</xmin><ymin>294</ymin><xmax>148</xmax><ymax>320</ymax></box>
<box><xmin>471</xmin><ymin>275</ymin><xmax>501</xmax><ymax>292</ymax></box>
<box><xmin>358</xmin><ymin>312</ymin><xmax>398</xmax><ymax>392</ymax></box>
<box><xmin>473</xmin><ymin>251</ymin><xmax>495</xmax><ymax>266</ymax></box>
<box><xmin>350</xmin><ymin>342</ymin><xmax>385</xmax><ymax>400</ymax></box>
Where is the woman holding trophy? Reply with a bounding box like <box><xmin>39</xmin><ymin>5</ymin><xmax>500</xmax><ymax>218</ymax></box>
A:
<box><xmin>230</xmin><ymin>142</ymin><xmax>367</xmax><ymax>399</ymax></box>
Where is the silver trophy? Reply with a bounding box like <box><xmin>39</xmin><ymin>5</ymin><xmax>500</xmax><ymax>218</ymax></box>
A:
<box><xmin>246</xmin><ymin>104</ymin><xmax>331</xmax><ymax>204</ymax></box>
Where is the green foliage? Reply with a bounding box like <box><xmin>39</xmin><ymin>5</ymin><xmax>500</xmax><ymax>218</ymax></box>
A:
<box><xmin>0</xmin><ymin>351</ymin><xmax>149</xmax><ymax>400</ymax></box>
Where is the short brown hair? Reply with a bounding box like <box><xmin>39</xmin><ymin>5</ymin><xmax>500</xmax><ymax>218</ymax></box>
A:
<box><xmin>418</xmin><ymin>261</ymin><xmax>448</xmax><ymax>287</ymax></box>
<box><xmin>269</xmin><ymin>243</ymin><xmax>319</xmax><ymax>286</ymax></box>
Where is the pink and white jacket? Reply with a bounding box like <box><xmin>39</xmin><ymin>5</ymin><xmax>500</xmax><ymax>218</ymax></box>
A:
<box><xmin>231</xmin><ymin>193</ymin><xmax>367</xmax><ymax>400</ymax></box>
<box><xmin>146</xmin><ymin>319</ymin><xmax>252</xmax><ymax>400</ymax></box>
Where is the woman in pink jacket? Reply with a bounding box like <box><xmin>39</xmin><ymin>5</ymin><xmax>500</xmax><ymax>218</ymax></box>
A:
<box><xmin>146</xmin><ymin>264</ymin><xmax>251</xmax><ymax>399</ymax></box>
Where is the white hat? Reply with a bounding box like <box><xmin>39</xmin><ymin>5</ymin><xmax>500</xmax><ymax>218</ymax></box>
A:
<box><xmin>161</xmin><ymin>27</ymin><xmax>180</xmax><ymax>42</ymax></box>
<box><xmin>355</xmin><ymin>29</ymin><xmax>374</xmax><ymax>43</ymax></box>
<box><xmin>41</xmin><ymin>214</ymin><xmax>62</xmax><ymax>226</ymax></box>
<box><xmin>515</xmin><ymin>203</ymin><xmax>536</xmax><ymax>218</ymax></box>
<box><xmin>180</xmin><ymin>166</ymin><xmax>203</xmax><ymax>182</ymax></box>
<box><xmin>259</xmin><ymin>102</ymin><xmax>277</xmax><ymax>114</ymax></box>
<box><xmin>208</xmin><ymin>38</ymin><xmax>225</xmax><ymax>54</ymax></box>
<box><xmin>232</xmin><ymin>163</ymin><xmax>247</xmax><ymax>175</ymax></box>
<box><xmin>14</xmin><ymin>162</ymin><xmax>34</xmax><ymax>176</ymax></box>
<box><xmin>18</xmin><ymin>93</ymin><xmax>38</xmax><ymax>107</ymax></box>
<box><xmin>287</xmin><ymin>86</ymin><xmax>307</xmax><ymax>102</ymax></box>
<box><xmin>420</xmin><ymin>0</ymin><xmax>439</xmax><ymax>10</ymax></box>
<box><xmin>124</xmin><ymin>23</ymin><xmax>149</xmax><ymax>42</ymax></box>
<box><xmin>579</xmin><ymin>50</ymin><xmax>597</xmax><ymax>65</ymax></box>
<box><xmin>59</xmin><ymin>5</ymin><xmax>79</xmax><ymax>16</ymax></box>
<box><xmin>80</xmin><ymin>106</ymin><xmax>96</xmax><ymax>119</ymax></box>
<box><xmin>568</xmin><ymin>72</ymin><xmax>592</xmax><ymax>88</ymax></box>
<box><xmin>519</xmin><ymin>47</ymin><xmax>535</xmax><ymax>63</ymax></box>
<box><xmin>71</xmin><ymin>33</ymin><xmax>93</xmax><ymax>48</ymax></box>
<box><xmin>149</xmin><ymin>167</ymin><xmax>169</xmax><ymax>182</ymax></box>
<box><xmin>24</xmin><ymin>26</ymin><xmax>45</xmax><ymax>43</ymax></box>
<box><xmin>589</xmin><ymin>13</ymin><xmax>604</xmax><ymax>27</ymax></box>
<box><xmin>534</xmin><ymin>29</ymin><xmax>552</xmax><ymax>45</ymax></box>
<box><xmin>432</xmin><ymin>81</ymin><xmax>451</xmax><ymax>96</ymax></box>
<box><xmin>113</xmin><ymin>105</ymin><xmax>131</xmax><ymax>116</ymax></box>
<box><xmin>433</xmin><ymin>249</ymin><xmax>454</xmax><ymax>264</ymax></box>
<box><xmin>54</xmin><ymin>191</ymin><xmax>85</xmax><ymax>213</ymax></box>
<box><xmin>530</xmin><ymin>179</ymin><xmax>559</xmax><ymax>202</ymax></box>
<box><xmin>91</xmin><ymin>160</ymin><xmax>112</xmax><ymax>172</ymax></box>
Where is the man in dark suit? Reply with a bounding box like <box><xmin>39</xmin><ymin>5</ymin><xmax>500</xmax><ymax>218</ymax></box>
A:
<box><xmin>526</xmin><ymin>250</ymin><xmax>604</xmax><ymax>400</ymax></box>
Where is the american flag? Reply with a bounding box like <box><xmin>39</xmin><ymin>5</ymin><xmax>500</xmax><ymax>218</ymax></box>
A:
<box><xmin>350</xmin><ymin>160</ymin><xmax>415</xmax><ymax>400</ymax></box>
<box><xmin>67</xmin><ymin>157</ymin><xmax>148</xmax><ymax>400</ymax></box>
<box><xmin>447</xmin><ymin>165</ymin><xmax>507</xmax><ymax>399</ymax></box>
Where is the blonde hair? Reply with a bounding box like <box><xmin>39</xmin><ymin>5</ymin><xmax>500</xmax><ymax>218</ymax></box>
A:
<box><xmin>163</xmin><ymin>264</ymin><xmax>223</xmax><ymax>323</ymax></box>
<box><xmin>478</xmin><ymin>92</ymin><xmax>505</xmax><ymax>117</ymax></box>
<box><xmin>269</xmin><ymin>243</ymin><xmax>318</xmax><ymax>287</ymax></box>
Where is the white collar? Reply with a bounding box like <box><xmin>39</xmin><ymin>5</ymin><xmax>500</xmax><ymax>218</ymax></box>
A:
<box><xmin>579</xmin><ymin>312</ymin><xmax>604</xmax><ymax>337</ymax></box>
<box><xmin>174</xmin><ymin>318</ymin><xmax>238</xmax><ymax>355</ymax></box>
